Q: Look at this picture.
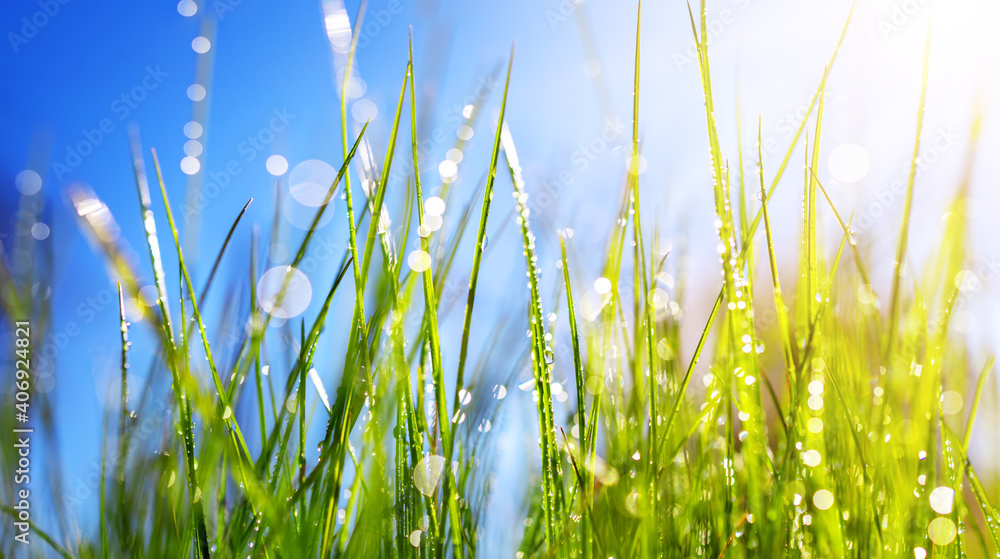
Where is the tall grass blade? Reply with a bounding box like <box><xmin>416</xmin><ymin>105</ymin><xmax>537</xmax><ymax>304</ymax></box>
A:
<box><xmin>886</xmin><ymin>16</ymin><xmax>932</xmax><ymax>357</ymax></box>
<box><xmin>454</xmin><ymin>46</ymin><xmax>515</xmax><ymax>416</ymax></box>
<box><xmin>502</xmin><ymin>122</ymin><xmax>566</xmax><ymax>553</ymax></box>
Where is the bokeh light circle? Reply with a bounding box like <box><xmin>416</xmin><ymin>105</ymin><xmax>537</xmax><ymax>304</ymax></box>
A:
<box><xmin>15</xmin><ymin>170</ymin><xmax>42</xmax><ymax>195</ymax></box>
<box><xmin>257</xmin><ymin>266</ymin><xmax>312</xmax><ymax>319</ymax></box>
<box><xmin>31</xmin><ymin>222</ymin><xmax>50</xmax><ymax>240</ymax></box>
<box><xmin>191</xmin><ymin>36</ymin><xmax>211</xmax><ymax>53</ymax></box>
<box><xmin>187</xmin><ymin>84</ymin><xmax>207</xmax><ymax>102</ymax></box>
<box><xmin>180</xmin><ymin>156</ymin><xmax>201</xmax><ymax>175</ymax></box>
<box><xmin>283</xmin><ymin>194</ymin><xmax>333</xmax><ymax>231</ymax></box>
<box><xmin>183</xmin><ymin>121</ymin><xmax>203</xmax><ymax>139</ymax></box>
<box><xmin>177</xmin><ymin>0</ymin><xmax>197</xmax><ymax>17</ymax></box>
<box><xmin>266</xmin><ymin>155</ymin><xmax>289</xmax><ymax>176</ymax></box>
<box><xmin>289</xmin><ymin>159</ymin><xmax>337</xmax><ymax>207</ymax></box>
<box><xmin>183</xmin><ymin>140</ymin><xmax>203</xmax><ymax>157</ymax></box>
<box><xmin>351</xmin><ymin>99</ymin><xmax>378</xmax><ymax>122</ymax></box>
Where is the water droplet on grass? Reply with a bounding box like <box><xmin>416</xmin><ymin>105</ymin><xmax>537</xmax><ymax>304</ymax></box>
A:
<box><xmin>813</xmin><ymin>489</ymin><xmax>834</xmax><ymax>510</ymax></box>
<box><xmin>407</xmin><ymin>250</ymin><xmax>431</xmax><ymax>272</ymax></box>
<box><xmin>289</xmin><ymin>159</ymin><xmax>338</xmax><ymax>207</ymax></box>
<box><xmin>929</xmin><ymin>486</ymin><xmax>955</xmax><ymax>515</ymax></box>
<box><xmin>257</xmin><ymin>266</ymin><xmax>312</xmax><ymax>319</ymax></box>
<box><xmin>928</xmin><ymin>517</ymin><xmax>957</xmax><ymax>545</ymax></box>
<box><xmin>413</xmin><ymin>455</ymin><xmax>446</xmax><ymax>496</ymax></box>
<box><xmin>594</xmin><ymin>277</ymin><xmax>612</xmax><ymax>295</ymax></box>
<box><xmin>656</xmin><ymin>339</ymin><xmax>674</xmax><ymax>361</ymax></box>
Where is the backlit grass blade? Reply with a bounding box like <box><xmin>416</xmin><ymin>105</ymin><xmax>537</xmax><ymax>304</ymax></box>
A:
<box><xmin>116</xmin><ymin>282</ymin><xmax>131</xmax><ymax>546</ymax></box>
<box><xmin>0</xmin><ymin>506</ymin><xmax>73</xmax><ymax>559</ymax></box>
<box><xmin>502</xmin><ymin>123</ymin><xmax>566</xmax><ymax>553</ymax></box>
<box><xmin>150</xmin><ymin>156</ymin><xmax>276</xmax><ymax>550</ymax></box>
<box><xmin>625</xmin><ymin>5</ymin><xmax>663</xmax><ymax>547</ymax></box>
<box><xmin>453</xmin><ymin>46</ymin><xmax>515</xmax><ymax>417</ymax></box>
<box><xmin>249</xmin><ymin>229</ymin><xmax>268</xmax><ymax>447</ymax></box>
<box><xmin>690</xmin><ymin>0</ymin><xmax>771</xmax><ymax>545</ymax></box>
<box><xmin>319</xmin><ymin>64</ymin><xmax>409</xmax><ymax>558</ymax></box>
<box><xmin>99</xmin><ymin>410</ymin><xmax>109</xmax><ymax>559</ymax></box>
<box><xmin>732</xmin><ymin>4</ymin><xmax>855</xmax><ymax>269</ymax></box>
<box><xmin>151</xmin><ymin>149</ymin><xmax>254</xmax><ymax>467</ymax></box>
<box><xmin>963</xmin><ymin>356</ymin><xmax>994</xmax><ymax>451</ymax></box>
<box><xmin>736</xmin><ymin>96</ymin><xmax>750</xmax><ymax>247</ymax></box>
<box><xmin>408</xmin><ymin>31</ymin><xmax>466</xmax><ymax>558</ymax></box>
<box><xmin>129</xmin><ymin>130</ymin><xmax>175</xmax><ymax>346</ymax></box>
<box><xmin>197</xmin><ymin>198</ymin><xmax>252</xmax><ymax>306</ymax></box>
<box><xmin>810</xmin><ymin>168</ymin><xmax>874</xmax><ymax>290</ymax></box>
<box><xmin>67</xmin><ymin>186</ymin><xmax>157</xmax><ymax>326</ymax></box>
<box><xmin>124</xmin><ymin>140</ymin><xmax>211</xmax><ymax>558</ymax></box>
<box><xmin>336</xmin><ymin>0</ymin><xmax>369</xmax><ymax>276</ymax></box>
<box><xmin>559</xmin><ymin>233</ymin><xmax>590</xmax><ymax>559</ymax></box>
<box><xmin>663</xmin><ymin>290</ymin><xmax>723</xmax><ymax>443</ymax></box>
<box><xmin>756</xmin><ymin>118</ymin><xmax>796</xmax><ymax>408</ymax></box>
<box><xmin>804</xmin><ymin>84</ymin><xmax>825</xmax><ymax>327</ymax></box>
<box><xmin>172</xmin><ymin>223</ymin><xmax>212</xmax><ymax>559</ymax></box>
<box><xmin>663</xmin><ymin>8</ymin><xmax>857</xmax><ymax>447</ymax></box>
<box><xmin>886</xmin><ymin>16</ymin><xmax>932</xmax><ymax>358</ymax></box>
<box><xmin>945</xmin><ymin>424</ymin><xmax>1000</xmax><ymax>549</ymax></box>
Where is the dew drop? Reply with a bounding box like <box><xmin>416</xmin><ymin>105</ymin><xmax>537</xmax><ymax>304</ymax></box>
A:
<box><xmin>413</xmin><ymin>455</ymin><xmax>446</xmax><ymax>496</ymax></box>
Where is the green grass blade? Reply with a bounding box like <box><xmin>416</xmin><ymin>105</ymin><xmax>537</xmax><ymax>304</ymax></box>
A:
<box><xmin>116</xmin><ymin>283</ymin><xmax>131</xmax><ymax>548</ymax></box>
<box><xmin>408</xmin><ymin>31</ymin><xmax>466</xmax><ymax>558</ymax></box>
<box><xmin>559</xmin><ymin>234</ymin><xmax>589</xmax><ymax>559</ymax></box>
<box><xmin>502</xmin><ymin>121</ymin><xmax>566</xmax><ymax>552</ymax></box>
<box><xmin>150</xmin><ymin>149</ymin><xmax>254</xmax><ymax>466</ymax></box>
<box><xmin>756</xmin><ymin>118</ymin><xmax>797</xmax><ymax>434</ymax></box>
<box><xmin>963</xmin><ymin>356</ymin><xmax>994</xmax><ymax>451</ymax></box>
<box><xmin>886</xmin><ymin>17</ymin><xmax>932</xmax><ymax>357</ymax></box>
<box><xmin>129</xmin><ymin>130</ymin><xmax>176</xmax><ymax>347</ymax></box>
<box><xmin>197</xmin><ymin>198</ymin><xmax>252</xmax><ymax>307</ymax></box>
<box><xmin>99</xmin><ymin>411</ymin><xmax>109</xmax><ymax>559</ymax></box>
<box><xmin>453</xmin><ymin>46</ymin><xmax>515</xmax><ymax>416</ymax></box>
<box><xmin>0</xmin><ymin>506</ymin><xmax>74</xmax><ymax>559</ymax></box>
